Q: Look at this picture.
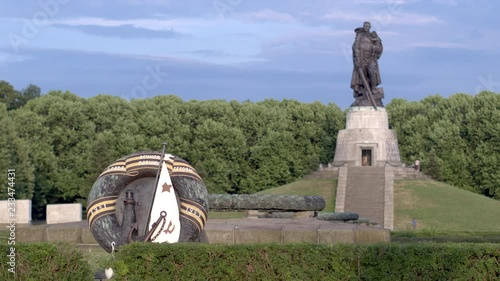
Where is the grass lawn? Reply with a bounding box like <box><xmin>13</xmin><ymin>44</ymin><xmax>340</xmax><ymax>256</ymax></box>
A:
<box><xmin>394</xmin><ymin>179</ymin><xmax>500</xmax><ymax>232</ymax></box>
<box><xmin>213</xmin><ymin>176</ymin><xmax>500</xmax><ymax>235</ymax></box>
<box><xmin>209</xmin><ymin>211</ymin><xmax>245</xmax><ymax>219</ymax></box>
<box><xmin>0</xmin><ymin>231</ymin><xmax>8</xmax><ymax>245</ymax></box>
<box><xmin>257</xmin><ymin>178</ymin><xmax>337</xmax><ymax>212</ymax></box>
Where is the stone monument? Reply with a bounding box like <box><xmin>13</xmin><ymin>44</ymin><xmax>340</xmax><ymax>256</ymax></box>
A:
<box><xmin>333</xmin><ymin>22</ymin><xmax>401</xmax><ymax>230</ymax></box>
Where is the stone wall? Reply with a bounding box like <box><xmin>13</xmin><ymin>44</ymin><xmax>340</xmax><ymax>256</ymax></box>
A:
<box><xmin>46</xmin><ymin>203</ymin><xmax>82</xmax><ymax>224</ymax></box>
<box><xmin>0</xmin><ymin>199</ymin><xmax>31</xmax><ymax>224</ymax></box>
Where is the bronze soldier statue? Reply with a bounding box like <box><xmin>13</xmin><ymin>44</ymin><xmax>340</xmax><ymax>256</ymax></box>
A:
<box><xmin>350</xmin><ymin>21</ymin><xmax>384</xmax><ymax>107</ymax></box>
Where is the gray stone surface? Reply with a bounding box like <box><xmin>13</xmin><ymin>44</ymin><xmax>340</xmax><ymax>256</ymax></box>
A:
<box><xmin>317</xmin><ymin>212</ymin><xmax>359</xmax><ymax>221</ymax></box>
<box><xmin>333</xmin><ymin>107</ymin><xmax>401</xmax><ymax>167</ymax></box>
<box><xmin>346</xmin><ymin>106</ymin><xmax>389</xmax><ymax>129</ymax></box>
<box><xmin>334</xmin><ymin>167</ymin><xmax>348</xmax><ymax>213</ymax></box>
<box><xmin>17</xmin><ymin>227</ymin><xmax>45</xmax><ymax>243</ymax></box>
<box><xmin>209</xmin><ymin>194</ymin><xmax>326</xmax><ymax>211</ymax></box>
<box><xmin>344</xmin><ymin>167</ymin><xmax>385</xmax><ymax>226</ymax></box>
<box><xmin>46</xmin><ymin>203</ymin><xmax>82</xmax><ymax>224</ymax></box>
<box><xmin>332</xmin><ymin>106</ymin><xmax>398</xmax><ymax>230</ymax></box>
<box><xmin>0</xmin><ymin>199</ymin><xmax>31</xmax><ymax>224</ymax></box>
<box><xmin>335</xmin><ymin>166</ymin><xmax>394</xmax><ymax>230</ymax></box>
<box><xmin>384</xmin><ymin>167</ymin><xmax>394</xmax><ymax>230</ymax></box>
<box><xmin>393</xmin><ymin>167</ymin><xmax>432</xmax><ymax>180</ymax></box>
<box><xmin>318</xmin><ymin>229</ymin><xmax>354</xmax><ymax>244</ymax></box>
<box><xmin>15</xmin><ymin>218</ymin><xmax>390</xmax><ymax>245</ymax></box>
<box><xmin>46</xmin><ymin>227</ymin><xmax>82</xmax><ymax>243</ymax></box>
<box><xmin>81</xmin><ymin>228</ymin><xmax>98</xmax><ymax>244</ymax></box>
<box><xmin>354</xmin><ymin>229</ymin><xmax>390</xmax><ymax>244</ymax></box>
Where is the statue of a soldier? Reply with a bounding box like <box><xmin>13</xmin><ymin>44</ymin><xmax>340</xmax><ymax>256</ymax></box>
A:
<box><xmin>350</xmin><ymin>21</ymin><xmax>384</xmax><ymax>107</ymax></box>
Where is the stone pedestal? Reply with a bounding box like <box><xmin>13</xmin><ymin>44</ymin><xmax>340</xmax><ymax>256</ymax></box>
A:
<box><xmin>0</xmin><ymin>199</ymin><xmax>32</xmax><ymax>224</ymax></box>
<box><xmin>46</xmin><ymin>203</ymin><xmax>82</xmax><ymax>224</ymax></box>
<box><xmin>333</xmin><ymin>107</ymin><xmax>401</xmax><ymax>167</ymax></box>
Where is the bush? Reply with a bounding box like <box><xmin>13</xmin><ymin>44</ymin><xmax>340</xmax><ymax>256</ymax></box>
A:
<box><xmin>112</xmin><ymin>243</ymin><xmax>358</xmax><ymax>280</ymax></box>
<box><xmin>0</xmin><ymin>242</ymin><xmax>93</xmax><ymax>281</ymax></box>
<box><xmin>111</xmin><ymin>242</ymin><xmax>500</xmax><ymax>280</ymax></box>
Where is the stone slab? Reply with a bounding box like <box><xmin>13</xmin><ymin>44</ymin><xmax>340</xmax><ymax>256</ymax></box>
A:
<box><xmin>333</xmin><ymin>107</ymin><xmax>401</xmax><ymax>167</ymax></box>
<box><xmin>46</xmin><ymin>227</ymin><xmax>82</xmax><ymax>243</ymax></box>
<box><xmin>346</xmin><ymin>107</ymin><xmax>389</xmax><ymax>129</ymax></box>
<box><xmin>235</xmin><ymin>224</ymin><xmax>283</xmax><ymax>244</ymax></box>
<box><xmin>354</xmin><ymin>229</ymin><xmax>390</xmax><ymax>244</ymax></box>
<box><xmin>283</xmin><ymin>224</ymin><xmax>318</xmax><ymax>243</ymax></box>
<box><xmin>0</xmin><ymin>199</ymin><xmax>32</xmax><ymax>224</ymax></box>
<box><xmin>318</xmin><ymin>229</ymin><xmax>354</xmax><ymax>244</ymax></box>
<box><xmin>81</xmin><ymin>228</ymin><xmax>97</xmax><ymax>244</ymax></box>
<box><xmin>204</xmin><ymin>223</ymin><xmax>236</xmax><ymax>244</ymax></box>
<box><xmin>334</xmin><ymin>129</ymin><xmax>401</xmax><ymax>167</ymax></box>
<box><xmin>384</xmin><ymin>167</ymin><xmax>394</xmax><ymax>230</ymax></box>
<box><xmin>46</xmin><ymin>203</ymin><xmax>82</xmax><ymax>224</ymax></box>
<box><xmin>17</xmin><ymin>227</ymin><xmax>45</xmax><ymax>243</ymax></box>
<box><xmin>9</xmin><ymin>218</ymin><xmax>390</xmax><ymax>246</ymax></box>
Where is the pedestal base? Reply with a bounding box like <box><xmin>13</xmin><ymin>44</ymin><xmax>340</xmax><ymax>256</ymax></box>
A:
<box><xmin>333</xmin><ymin>107</ymin><xmax>401</xmax><ymax>167</ymax></box>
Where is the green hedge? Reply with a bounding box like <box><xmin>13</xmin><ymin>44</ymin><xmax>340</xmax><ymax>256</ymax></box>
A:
<box><xmin>0</xmin><ymin>242</ymin><xmax>93</xmax><ymax>281</ymax></box>
<box><xmin>112</xmin><ymin>243</ymin><xmax>500</xmax><ymax>280</ymax></box>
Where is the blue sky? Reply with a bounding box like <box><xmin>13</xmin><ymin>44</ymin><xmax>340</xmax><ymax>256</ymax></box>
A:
<box><xmin>0</xmin><ymin>0</ymin><xmax>499</xmax><ymax>109</ymax></box>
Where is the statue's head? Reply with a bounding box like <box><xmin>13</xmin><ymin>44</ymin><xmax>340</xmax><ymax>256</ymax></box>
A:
<box><xmin>363</xmin><ymin>21</ymin><xmax>371</xmax><ymax>32</ymax></box>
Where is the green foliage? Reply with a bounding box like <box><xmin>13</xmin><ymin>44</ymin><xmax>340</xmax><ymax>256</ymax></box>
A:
<box><xmin>387</xmin><ymin>91</ymin><xmax>500</xmax><ymax>199</ymax></box>
<box><xmin>0</xmin><ymin>103</ymin><xmax>35</xmax><ymax>200</ymax></box>
<box><xmin>0</xmin><ymin>81</ymin><xmax>41</xmax><ymax>110</ymax></box>
<box><xmin>4</xmin><ymin>81</ymin><xmax>499</xmax><ymax>219</ymax></box>
<box><xmin>110</xmin><ymin>243</ymin><xmax>500</xmax><ymax>280</ymax></box>
<box><xmin>0</xmin><ymin>81</ymin><xmax>19</xmax><ymax>110</ymax></box>
<box><xmin>0</xmin><ymin>242</ymin><xmax>93</xmax><ymax>281</ymax></box>
<box><xmin>358</xmin><ymin>243</ymin><xmax>500</xmax><ymax>280</ymax></box>
<box><xmin>112</xmin><ymin>243</ymin><xmax>358</xmax><ymax>280</ymax></box>
<box><xmin>8</xmin><ymin>91</ymin><xmax>344</xmax><ymax>217</ymax></box>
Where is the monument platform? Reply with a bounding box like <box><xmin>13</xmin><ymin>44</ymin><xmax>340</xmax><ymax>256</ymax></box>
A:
<box><xmin>333</xmin><ymin>106</ymin><xmax>401</xmax><ymax>230</ymax></box>
<box><xmin>333</xmin><ymin>107</ymin><xmax>401</xmax><ymax>167</ymax></box>
<box><xmin>13</xmin><ymin>218</ymin><xmax>390</xmax><ymax>246</ymax></box>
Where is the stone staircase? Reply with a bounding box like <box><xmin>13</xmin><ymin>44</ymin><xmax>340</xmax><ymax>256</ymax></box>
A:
<box><xmin>304</xmin><ymin>166</ymin><xmax>431</xmax><ymax>181</ymax></box>
<box><xmin>393</xmin><ymin>167</ymin><xmax>432</xmax><ymax>180</ymax></box>
<box><xmin>344</xmin><ymin>167</ymin><xmax>386</xmax><ymax>226</ymax></box>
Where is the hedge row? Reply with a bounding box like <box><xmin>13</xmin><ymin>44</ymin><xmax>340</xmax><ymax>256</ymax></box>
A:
<box><xmin>112</xmin><ymin>243</ymin><xmax>500</xmax><ymax>280</ymax></box>
<box><xmin>0</xmin><ymin>242</ymin><xmax>498</xmax><ymax>280</ymax></box>
<box><xmin>0</xmin><ymin>242</ymin><xmax>92</xmax><ymax>281</ymax></box>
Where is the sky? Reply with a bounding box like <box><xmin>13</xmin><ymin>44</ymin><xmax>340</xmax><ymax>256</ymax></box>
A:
<box><xmin>0</xmin><ymin>0</ymin><xmax>499</xmax><ymax>109</ymax></box>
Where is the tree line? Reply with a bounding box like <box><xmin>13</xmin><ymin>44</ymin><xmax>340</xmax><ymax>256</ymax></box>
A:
<box><xmin>0</xmin><ymin>80</ymin><xmax>498</xmax><ymax>218</ymax></box>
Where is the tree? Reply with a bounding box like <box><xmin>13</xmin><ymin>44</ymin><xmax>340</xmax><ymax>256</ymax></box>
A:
<box><xmin>0</xmin><ymin>81</ymin><xmax>19</xmax><ymax>110</ymax></box>
<box><xmin>0</xmin><ymin>103</ymin><xmax>35</xmax><ymax>200</ymax></box>
<box><xmin>15</xmin><ymin>84</ymin><xmax>41</xmax><ymax>109</ymax></box>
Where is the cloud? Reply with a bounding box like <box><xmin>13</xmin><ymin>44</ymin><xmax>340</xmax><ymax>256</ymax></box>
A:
<box><xmin>178</xmin><ymin>49</ymin><xmax>232</xmax><ymax>58</ymax></box>
<box><xmin>0</xmin><ymin>52</ymin><xmax>32</xmax><ymax>65</ymax></box>
<box><xmin>52</xmin><ymin>24</ymin><xmax>184</xmax><ymax>39</ymax></box>
<box><xmin>407</xmin><ymin>41</ymin><xmax>472</xmax><ymax>49</ymax></box>
<box><xmin>322</xmin><ymin>10</ymin><xmax>443</xmax><ymax>25</ymax></box>
<box><xmin>240</xmin><ymin>9</ymin><xmax>296</xmax><ymax>23</ymax></box>
<box><xmin>352</xmin><ymin>0</ymin><xmax>418</xmax><ymax>4</ymax></box>
<box><xmin>127</xmin><ymin>0</ymin><xmax>173</xmax><ymax>5</ymax></box>
<box><xmin>433</xmin><ymin>0</ymin><xmax>474</xmax><ymax>5</ymax></box>
<box><xmin>50</xmin><ymin>17</ymin><xmax>215</xmax><ymax>32</ymax></box>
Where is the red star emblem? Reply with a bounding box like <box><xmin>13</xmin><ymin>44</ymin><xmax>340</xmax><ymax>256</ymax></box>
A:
<box><xmin>162</xmin><ymin>183</ymin><xmax>172</xmax><ymax>193</ymax></box>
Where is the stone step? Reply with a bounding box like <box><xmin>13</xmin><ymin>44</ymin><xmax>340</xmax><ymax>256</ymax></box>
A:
<box><xmin>393</xmin><ymin>167</ymin><xmax>432</xmax><ymax>180</ymax></box>
<box><xmin>344</xmin><ymin>166</ymin><xmax>386</xmax><ymax>226</ymax></box>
